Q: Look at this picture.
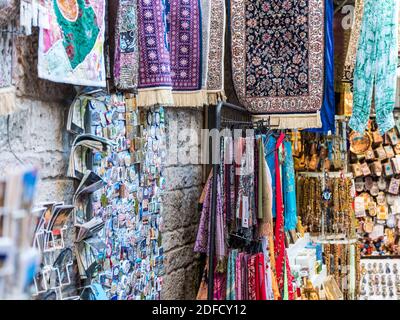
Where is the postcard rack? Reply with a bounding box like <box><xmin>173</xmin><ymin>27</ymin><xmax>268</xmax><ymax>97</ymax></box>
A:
<box><xmin>32</xmin><ymin>224</ymin><xmax>78</xmax><ymax>300</ymax></box>
<box><xmin>0</xmin><ymin>207</ymin><xmax>41</xmax><ymax>299</ymax></box>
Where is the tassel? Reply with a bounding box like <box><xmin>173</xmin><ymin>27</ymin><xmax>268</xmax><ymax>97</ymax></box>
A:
<box><xmin>172</xmin><ymin>90</ymin><xmax>207</xmax><ymax>107</ymax></box>
<box><xmin>252</xmin><ymin>111</ymin><xmax>322</xmax><ymax>130</ymax></box>
<box><xmin>137</xmin><ymin>88</ymin><xmax>174</xmax><ymax>107</ymax></box>
<box><xmin>207</xmin><ymin>91</ymin><xmax>226</xmax><ymax>106</ymax></box>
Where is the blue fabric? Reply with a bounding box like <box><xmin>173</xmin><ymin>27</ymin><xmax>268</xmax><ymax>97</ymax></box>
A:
<box><xmin>308</xmin><ymin>0</ymin><xmax>335</xmax><ymax>133</ymax></box>
<box><xmin>263</xmin><ymin>135</ymin><xmax>276</xmax><ymax>218</ymax></box>
<box><xmin>283</xmin><ymin>141</ymin><xmax>297</xmax><ymax>231</ymax></box>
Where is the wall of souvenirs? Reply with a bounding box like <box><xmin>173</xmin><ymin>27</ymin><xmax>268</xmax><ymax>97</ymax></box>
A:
<box><xmin>2</xmin><ymin>0</ymin><xmax>400</xmax><ymax>301</ymax></box>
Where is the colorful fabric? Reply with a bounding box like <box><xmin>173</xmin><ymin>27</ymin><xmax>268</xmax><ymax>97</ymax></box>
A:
<box><xmin>113</xmin><ymin>0</ymin><xmax>139</xmax><ymax>91</ymax></box>
<box><xmin>213</xmin><ymin>271</ymin><xmax>226</xmax><ymax>300</ymax></box>
<box><xmin>255</xmin><ymin>253</ymin><xmax>266</xmax><ymax>300</ymax></box>
<box><xmin>264</xmin><ymin>135</ymin><xmax>276</xmax><ymax>218</ymax></box>
<box><xmin>38</xmin><ymin>0</ymin><xmax>106</xmax><ymax>86</ymax></box>
<box><xmin>194</xmin><ymin>174</ymin><xmax>212</xmax><ymax>254</ymax></box>
<box><xmin>137</xmin><ymin>0</ymin><xmax>205</xmax><ymax>107</ymax></box>
<box><xmin>230</xmin><ymin>0</ymin><xmax>325</xmax><ymax>115</ymax></box>
<box><xmin>309</xmin><ymin>0</ymin><xmax>335</xmax><ymax>133</ymax></box>
<box><xmin>235</xmin><ymin>252</ymin><xmax>243</xmax><ymax>299</ymax></box>
<box><xmin>283</xmin><ymin>141</ymin><xmax>297</xmax><ymax>231</ymax></box>
<box><xmin>226</xmin><ymin>250</ymin><xmax>238</xmax><ymax>300</ymax></box>
<box><xmin>247</xmin><ymin>255</ymin><xmax>257</xmax><ymax>300</ymax></box>
<box><xmin>274</xmin><ymin>134</ymin><xmax>286</xmax><ymax>295</ymax></box>
<box><xmin>207</xmin><ymin>0</ymin><xmax>226</xmax><ymax>104</ymax></box>
<box><xmin>349</xmin><ymin>0</ymin><xmax>399</xmax><ymax>135</ymax></box>
<box><xmin>343</xmin><ymin>0</ymin><xmax>364</xmax><ymax>82</ymax></box>
<box><xmin>200</xmin><ymin>0</ymin><xmax>211</xmax><ymax>91</ymax></box>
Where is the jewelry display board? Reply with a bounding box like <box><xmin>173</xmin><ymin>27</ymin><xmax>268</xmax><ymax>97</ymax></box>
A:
<box><xmin>359</xmin><ymin>258</ymin><xmax>400</xmax><ymax>300</ymax></box>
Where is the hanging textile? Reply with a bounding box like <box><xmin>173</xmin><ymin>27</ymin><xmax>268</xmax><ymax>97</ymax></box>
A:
<box><xmin>200</xmin><ymin>0</ymin><xmax>210</xmax><ymax>93</ymax></box>
<box><xmin>0</xmin><ymin>0</ymin><xmax>18</xmax><ymax>27</ymax></box>
<box><xmin>341</xmin><ymin>0</ymin><xmax>364</xmax><ymax>116</ymax></box>
<box><xmin>342</xmin><ymin>0</ymin><xmax>364</xmax><ymax>83</ymax></box>
<box><xmin>283</xmin><ymin>140</ymin><xmax>297</xmax><ymax>232</ymax></box>
<box><xmin>207</xmin><ymin>0</ymin><xmax>226</xmax><ymax>104</ymax></box>
<box><xmin>137</xmin><ymin>0</ymin><xmax>206</xmax><ymax>107</ymax></box>
<box><xmin>274</xmin><ymin>134</ymin><xmax>294</xmax><ymax>299</ymax></box>
<box><xmin>38</xmin><ymin>0</ymin><xmax>106</xmax><ymax>86</ymax></box>
<box><xmin>349</xmin><ymin>0</ymin><xmax>399</xmax><ymax>135</ymax></box>
<box><xmin>113</xmin><ymin>0</ymin><xmax>139</xmax><ymax>91</ymax></box>
<box><xmin>230</xmin><ymin>0</ymin><xmax>325</xmax><ymax>128</ymax></box>
<box><xmin>137</xmin><ymin>0</ymin><xmax>173</xmax><ymax>106</ymax></box>
<box><xmin>308</xmin><ymin>0</ymin><xmax>335</xmax><ymax>133</ymax></box>
<box><xmin>226</xmin><ymin>249</ymin><xmax>237</xmax><ymax>300</ymax></box>
<box><xmin>264</xmin><ymin>135</ymin><xmax>276</xmax><ymax>218</ymax></box>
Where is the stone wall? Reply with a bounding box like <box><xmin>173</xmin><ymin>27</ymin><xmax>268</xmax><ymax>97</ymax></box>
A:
<box><xmin>0</xmin><ymin>98</ymin><xmax>74</xmax><ymax>203</ymax></box>
<box><xmin>161</xmin><ymin>108</ymin><xmax>204</xmax><ymax>299</ymax></box>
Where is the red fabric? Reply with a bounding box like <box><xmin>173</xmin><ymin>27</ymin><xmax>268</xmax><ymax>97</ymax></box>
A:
<box><xmin>274</xmin><ymin>134</ymin><xmax>285</xmax><ymax>294</ymax></box>
<box><xmin>273</xmin><ymin>134</ymin><xmax>295</xmax><ymax>300</ymax></box>
<box><xmin>255</xmin><ymin>253</ymin><xmax>266</xmax><ymax>300</ymax></box>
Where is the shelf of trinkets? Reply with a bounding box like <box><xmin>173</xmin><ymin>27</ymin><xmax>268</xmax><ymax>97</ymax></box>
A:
<box><xmin>350</xmin><ymin>119</ymin><xmax>400</xmax><ymax>257</ymax></box>
<box><xmin>359</xmin><ymin>259</ymin><xmax>400</xmax><ymax>300</ymax></box>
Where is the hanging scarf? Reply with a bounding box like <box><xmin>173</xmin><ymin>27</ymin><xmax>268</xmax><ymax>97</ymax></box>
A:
<box><xmin>274</xmin><ymin>134</ymin><xmax>291</xmax><ymax>297</ymax></box>
<box><xmin>283</xmin><ymin>140</ymin><xmax>298</xmax><ymax>232</ymax></box>
<box><xmin>226</xmin><ymin>249</ymin><xmax>237</xmax><ymax>300</ymax></box>
<box><xmin>137</xmin><ymin>0</ymin><xmax>206</xmax><ymax>107</ymax></box>
<box><xmin>194</xmin><ymin>173</ymin><xmax>225</xmax><ymax>263</ymax></box>
<box><xmin>235</xmin><ymin>252</ymin><xmax>243</xmax><ymax>300</ymax></box>
<box><xmin>247</xmin><ymin>255</ymin><xmax>257</xmax><ymax>300</ymax></box>
<box><xmin>113</xmin><ymin>0</ymin><xmax>139</xmax><ymax>91</ymax></box>
<box><xmin>207</xmin><ymin>0</ymin><xmax>226</xmax><ymax>104</ymax></box>
<box><xmin>255</xmin><ymin>253</ymin><xmax>266</xmax><ymax>300</ymax></box>
<box><xmin>307</xmin><ymin>0</ymin><xmax>335</xmax><ymax>133</ymax></box>
<box><xmin>343</xmin><ymin>0</ymin><xmax>364</xmax><ymax>82</ymax></box>
<box><xmin>194</xmin><ymin>174</ymin><xmax>212</xmax><ymax>254</ymax></box>
<box><xmin>264</xmin><ymin>135</ymin><xmax>276</xmax><ymax>218</ymax></box>
<box><xmin>213</xmin><ymin>271</ymin><xmax>226</xmax><ymax>300</ymax></box>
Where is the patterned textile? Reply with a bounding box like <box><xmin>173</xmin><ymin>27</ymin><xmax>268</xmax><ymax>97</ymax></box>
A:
<box><xmin>200</xmin><ymin>0</ymin><xmax>210</xmax><ymax>90</ymax></box>
<box><xmin>342</xmin><ymin>0</ymin><xmax>364</xmax><ymax>83</ymax></box>
<box><xmin>230</xmin><ymin>0</ymin><xmax>325</xmax><ymax>115</ymax></box>
<box><xmin>114</xmin><ymin>0</ymin><xmax>139</xmax><ymax>91</ymax></box>
<box><xmin>283</xmin><ymin>141</ymin><xmax>297</xmax><ymax>231</ymax></box>
<box><xmin>349</xmin><ymin>0</ymin><xmax>399</xmax><ymax>135</ymax></box>
<box><xmin>207</xmin><ymin>0</ymin><xmax>226</xmax><ymax>104</ymax></box>
<box><xmin>213</xmin><ymin>271</ymin><xmax>227</xmax><ymax>300</ymax></box>
<box><xmin>247</xmin><ymin>255</ymin><xmax>257</xmax><ymax>300</ymax></box>
<box><xmin>235</xmin><ymin>252</ymin><xmax>243</xmax><ymax>299</ymax></box>
<box><xmin>255</xmin><ymin>253</ymin><xmax>266</xmax><ymax>300</ymax></box>
<box><xmin>137</xmin><ymin>0</ymin><xmax>204</xmax><ymax>107</ymax></box>
<box><xmin>226</xmin><ymin>249</ymin><xmax>238</xmax><ymax>300</ymax></box>
<box><xmin>194</xmin><ymin>173</ymin><xmax>225</xmax><ymax>260</ymax></box>
<box><xmin>308</xmin><ymin>0</ymin><xmax>335</xmax><ymax>133</ymax></box>
<box><xmin>137</xmin><ymin>0</ymin><xmax>172</xmax><ymax>90</ymax></box>
<box><xmin>194</xmin><ymin>174</ymin><xmax>212</xmax><ymax>254</ymax></box>
<box><xmin>38</xmin><ymin>0</ymin><xmax>106</xmax><ymax>86</ymax></box>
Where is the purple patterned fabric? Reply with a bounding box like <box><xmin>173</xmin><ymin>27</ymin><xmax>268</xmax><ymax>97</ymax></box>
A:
<box><xmin>138</xmin><ymin>0</ymin><xmax>172</xmax><ymax>89</ymax></box>
<box><xmin>169</xmin><ymin>0</ymin><xmax>202</xmax><ymax>91</ymax></box>
<box><xmin>137</xmin><ymin>0</ymin><xmax>201</xmax><ymax>91</ymax></box>
<box><xmin>194</xmin><ymin>174</ymin><xmax>225</xmax><ymax>259</ymax></box>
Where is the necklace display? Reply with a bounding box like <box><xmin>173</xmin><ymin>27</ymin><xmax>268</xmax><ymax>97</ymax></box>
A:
<box><xmin>297</xmin><ymin>174</ymin><xmax>355</xmax><ymax>241</ymax></box>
